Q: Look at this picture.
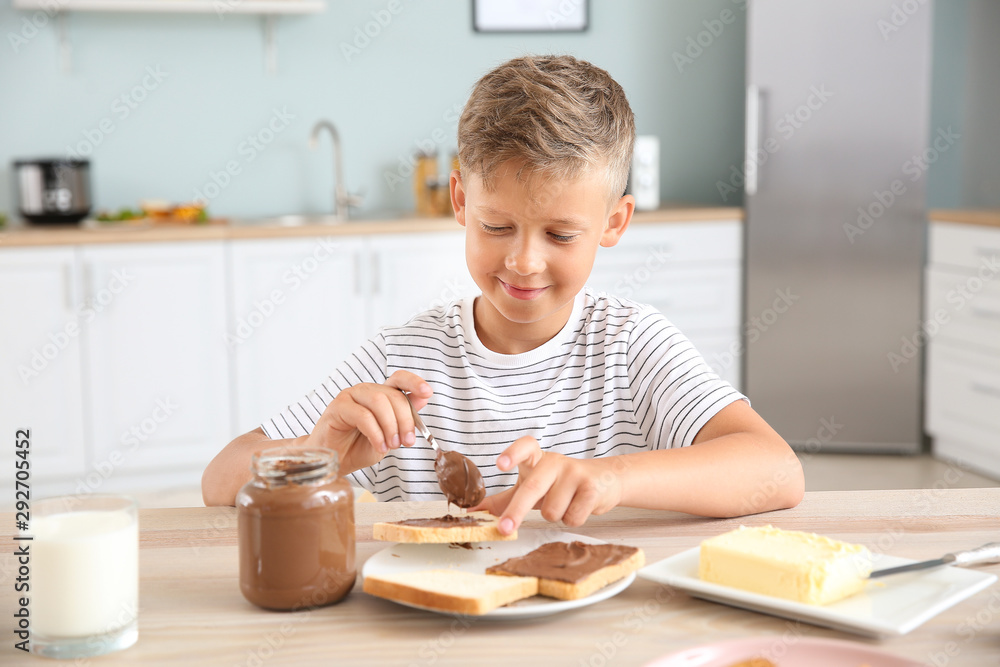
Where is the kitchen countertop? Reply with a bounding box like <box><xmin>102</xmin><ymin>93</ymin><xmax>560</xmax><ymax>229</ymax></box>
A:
<box><xmin>0</xmin><ymin>206</ymin><xmax>743</xmax><ymax>248</ymax></box>
<box><xmin>2</xmin><ymin>488</ymin><xmax>997</xmax><ymax>665</ymax></box>
<box><xmin>929</xmin><ymin>209</ymin><xmax>1000</xmax><ymax>228</ymax></box>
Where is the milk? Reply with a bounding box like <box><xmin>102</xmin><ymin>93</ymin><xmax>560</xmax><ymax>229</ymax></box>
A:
<box><xmin>31</xmin><ymin>510</ymin><xmax>139</xmax><ymax>639</ymax></box>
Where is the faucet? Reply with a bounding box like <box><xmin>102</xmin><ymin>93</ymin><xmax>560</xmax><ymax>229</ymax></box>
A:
<box><xmin>308</xmin><ymin>119</ymin><xmax>363</xmax><ymax>221</ymax></box>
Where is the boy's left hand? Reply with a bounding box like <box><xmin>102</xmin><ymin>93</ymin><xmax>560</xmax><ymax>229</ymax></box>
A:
<box><xmin>472</xmin><ymin>436</ymin><xmax>622</xmax><ymax>536</ymax></box>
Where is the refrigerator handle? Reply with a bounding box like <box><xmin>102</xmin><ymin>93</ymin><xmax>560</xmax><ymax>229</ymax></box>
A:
<box><xmin>745</xmin><ymin>84</ymin><xmax>762</xmax><ymax>196</ymax></box>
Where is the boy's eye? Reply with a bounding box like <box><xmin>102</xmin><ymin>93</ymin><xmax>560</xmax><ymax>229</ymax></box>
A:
<box><xmin>550</xmin><ymin>233</ymin><xmax>578</xmax><ymax>243</ymax></box>
<box><xmin>480</xmin><ymin>223</ymin><xmax>506</xmax><ymax>234</ymax></box>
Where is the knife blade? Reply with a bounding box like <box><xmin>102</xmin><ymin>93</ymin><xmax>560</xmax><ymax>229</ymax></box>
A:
<box><xmin>869</xmin><ymin>542</ymin><xmax>1000</xmax><ymax>579</ymax></box>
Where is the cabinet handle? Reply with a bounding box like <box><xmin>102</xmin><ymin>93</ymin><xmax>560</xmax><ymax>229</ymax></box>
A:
<box><xmin>353</xmin><ymin>252</ymin><xmax>361</xmax><ymax>296</ymax></box>
<box><xmin>81</xmin><ymin>262</ymin><xmax>93</xmax><ymax>310</ymax></box>
<box><xmin>371</xmin><ymin>253</ymin><xmax>380</xmax><ymax>296</ymax></box>
<box><xmin>970</xmin><ymin>381</ymin><xmax>1000</xmax><ymax>399</ymax></box>
<box><xmin>745</xmin><ymin>84</ymin><xmax>763</xmax><ymax>196</ymax></box>
<box><xmin>63</xmin><ymin>263</ymin><xmax>74</xmax><ymax>311</ymax></box>
<box><xmin>970</xmin><ymin>306</ymin><xmax>1000</xmax><ymax>321</ymax></box>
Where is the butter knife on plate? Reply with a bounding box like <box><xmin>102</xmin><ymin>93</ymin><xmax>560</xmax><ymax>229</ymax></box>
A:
<box><xmin>869</xmin><ymin>542</ymin><xmax>1000</xmax><ymax>578</ymax></box>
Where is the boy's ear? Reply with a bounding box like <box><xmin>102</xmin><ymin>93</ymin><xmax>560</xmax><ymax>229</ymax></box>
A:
<box><xmin>450</xmin><ymin>170</ymin><xmax>466</xmax><ymax>227</ymax></box>
<box><xmin>600</xmin><ymin>194</ymin><xmax>634</xmax><ymax>248</ymax></box>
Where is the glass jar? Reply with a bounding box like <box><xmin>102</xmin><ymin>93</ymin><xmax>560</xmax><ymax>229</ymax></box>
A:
<box><xmin>236</xmin><ymin>448</ymin><xmax>355</xmax><ymax>610</ymax></box>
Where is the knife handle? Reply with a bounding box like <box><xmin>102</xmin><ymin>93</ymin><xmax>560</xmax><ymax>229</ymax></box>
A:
<box><xmin>951</xmin><ymin>542</ymin><xmax>1000</xmax><ymax>567</ymax></box>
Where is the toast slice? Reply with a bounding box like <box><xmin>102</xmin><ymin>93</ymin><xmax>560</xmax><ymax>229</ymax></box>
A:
<box><xmin>487</xmin><ymin>541</ymin><xmax>645</xmax><ymax>600</ymax></box>
<box><xmin>363</xmin><ymin>569</ymin><xmax>538</xmax><ymax>615</ymax></box>
<box><xmin>372</xmin><ymin>511</ymin><xmax>516</xmax><ymax>543</ymax></box>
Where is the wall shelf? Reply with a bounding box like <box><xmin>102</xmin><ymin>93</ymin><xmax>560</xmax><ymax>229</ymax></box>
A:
<box><xmin>11</xmin><ymin>0</ymin><xmax>326</xmax><ymax>74</ymax></box>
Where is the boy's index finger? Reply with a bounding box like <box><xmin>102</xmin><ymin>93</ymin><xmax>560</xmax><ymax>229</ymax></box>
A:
<box><xmin>497</xmin><ymin>435</ymin><xmax>543</xmax><ymax>472</ymax></box>
<box><xmin>499</xmin><ymin>462</ymin><xmax>557</xmax><ymax>535</ymax></box>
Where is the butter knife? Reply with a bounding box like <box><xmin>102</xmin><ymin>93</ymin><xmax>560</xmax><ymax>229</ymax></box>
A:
<box><xmin>869</xmin><ymin>542</ymin><xmax>1000</xmax><ymax>578</ymax></box>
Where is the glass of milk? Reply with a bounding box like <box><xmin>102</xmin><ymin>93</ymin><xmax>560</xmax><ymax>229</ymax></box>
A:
<box><xmin>30</xmin><ymin>494</ymin><xmax>139</xmax><ymax>659</ymax></box>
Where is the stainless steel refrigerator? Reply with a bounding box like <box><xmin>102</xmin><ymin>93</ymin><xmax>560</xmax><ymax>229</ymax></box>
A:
<box><xmin>744</xmin><ymin>0</ymin><xmax>932</xmax><ymax>453</ymax></box>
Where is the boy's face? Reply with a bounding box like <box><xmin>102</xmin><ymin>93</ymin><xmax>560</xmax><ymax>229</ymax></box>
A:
<box><xmin>451</xmin><ymin>161</ymin><xmax>633</xmax><ymax>353</ymax></box>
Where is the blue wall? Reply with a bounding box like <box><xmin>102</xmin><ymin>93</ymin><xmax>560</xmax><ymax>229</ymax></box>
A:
<box><xmin>0</xmin><ymin>0</ymin><xmax>748</xmax><ymax>220</ymax></box>
<box><xmin>2</xmin><ymin>0</ymin><xmax>993</xmax><ymax>222</ymax></box>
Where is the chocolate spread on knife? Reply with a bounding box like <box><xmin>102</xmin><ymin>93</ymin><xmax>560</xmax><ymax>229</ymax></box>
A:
<box><xmin>390</xmin><ymin>514</ymin><xmax>489</xmax><ymax>528</ymax></box>
<box><xmin>434</xmin><ymin>449</ymin><xmax>485</xmax><ymax>508</ymax></box>
<box><xmin>487</xmin><ymin>541</ymin><xmax>639</xmax><ymax>583</ymax></box>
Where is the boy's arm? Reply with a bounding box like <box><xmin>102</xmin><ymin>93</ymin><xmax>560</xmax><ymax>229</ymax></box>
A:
<box><xmin>475</xmin><ymin>400</ymin><xmax>804</xmax><ymax>535</ymax></box>
<box><xmin>201</xmin><ymin>427</ymin><xmax>306</xmax><ymax>507</ymax></box>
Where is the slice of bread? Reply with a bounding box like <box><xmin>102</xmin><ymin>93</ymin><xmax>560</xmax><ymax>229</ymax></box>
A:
<box><xmin>487</xmin><ymin>542</ymin><xmax>645</xmax><ymax>601</ymax></box>
<box><xmin>372</xmin><ymin>511</ymin><xmax>516</xmax><ymax>543</ymax></box>
<box><xmin>363</xmin><ymin>569</ymin><xmax>538</xmax><ymax>615</ymax></box>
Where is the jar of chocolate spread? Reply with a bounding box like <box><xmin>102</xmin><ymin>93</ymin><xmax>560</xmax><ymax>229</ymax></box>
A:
<box><xmin>236</xmin><ymin>448</ymin><xmax>355</xmax><ymax>610</ymax></box>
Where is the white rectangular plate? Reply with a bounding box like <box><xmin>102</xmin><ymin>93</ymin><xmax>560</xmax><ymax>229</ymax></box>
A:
<box><xmin>639</xmin><ymin>547</ymin><xmax>997</xmax><ymax>637</ymax></box>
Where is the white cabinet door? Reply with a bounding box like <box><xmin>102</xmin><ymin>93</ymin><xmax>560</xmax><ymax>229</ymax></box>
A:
<box><xmin>366</xmin><ymin>231</ymin><xmax>478</xmax><ymax>335</ymax></box>
<box><xmin>0</xmin><ymin>247</ymin><xmax>87</xmax><ymax>481</ymax></box>
<box><xmin>80</xmin><ymin>242</ymin><xmax>231</xmax><ymax>475</ymax></box>
<box><xmin>230</xmin><ymin>236</ymin><xmax>368</xmax><ymax>433</ymax></box>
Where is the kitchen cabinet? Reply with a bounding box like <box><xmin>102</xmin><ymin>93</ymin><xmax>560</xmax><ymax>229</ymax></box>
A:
<box><xmin>80</xmin><ymin>242</ymin><xmax>231</xmax><ymax>481</ymax></box>
<box><xmin>229</xmin><ymin>237</ymin><xmax>368</xmax><ymax>432</ymax></box>
<box><xmin>366</xmin><ymin>231</ymin><xmax>477</xmax><ymax>335</ymax></box>
<box><xmin>0</xmin><ymin>248</ymin><xmax>87</xmax><ymax>487</ymax></box>
<box><xmin>925</xmin><ymin>220</ymin><xmax>1000</xmax><ymax>478</ymax></box>
<box><xmin>588</xmin><ymin>220</ymin><xmax>742</xmax><ymax>389</ymax></box>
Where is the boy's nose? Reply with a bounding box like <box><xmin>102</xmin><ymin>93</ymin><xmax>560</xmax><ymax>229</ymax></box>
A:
<box><xmin>505</xmin><ymin>237</ymin><xmax>546</xmax><ymax>276</ymax></box>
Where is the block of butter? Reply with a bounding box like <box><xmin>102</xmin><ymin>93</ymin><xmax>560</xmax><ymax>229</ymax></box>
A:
<box><xmin>698</xmin><ymin>525</ymin><xmax>873</xmax><ymax>605</ymax></box>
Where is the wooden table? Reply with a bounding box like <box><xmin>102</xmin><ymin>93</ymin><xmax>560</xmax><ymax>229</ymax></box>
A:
<box><xmin>3</xmin><ymin>489</ymin><xmax>998</xmax><ymax>665</ymax></box>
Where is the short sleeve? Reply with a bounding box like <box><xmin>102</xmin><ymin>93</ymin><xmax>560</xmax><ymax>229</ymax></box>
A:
<box><xmin>259</xmin><ymin>333</ymin><xmax>388</xmax><ymax>440</ymax></box>
<box><xmin>626</xmin><ymin>307</ymin><xmax>746</xmax><ymax>449</ymax></box>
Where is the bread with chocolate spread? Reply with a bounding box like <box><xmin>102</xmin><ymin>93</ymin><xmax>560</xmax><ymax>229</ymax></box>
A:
<box><xmin>372</xmin><ymin>510</ymin><xmax>517</xmax><ymax>543</ymax></box>
<box><xmin>486</xmin><ymin>540</ymin><xmax>645</xmax><ymax>600</ymax></box>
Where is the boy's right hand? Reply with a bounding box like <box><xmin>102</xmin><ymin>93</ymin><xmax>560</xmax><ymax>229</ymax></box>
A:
<box><xmin>296</xmin><ymin>370</ymin><xmax>432</xmax><ymax>475</ymax></box>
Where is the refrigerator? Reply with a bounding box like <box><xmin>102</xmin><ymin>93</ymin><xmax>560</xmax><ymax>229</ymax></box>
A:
<box><xmin>743</xmin><ymin>0</ymin><xmax>932</xmax><ymax>453</ymax></box>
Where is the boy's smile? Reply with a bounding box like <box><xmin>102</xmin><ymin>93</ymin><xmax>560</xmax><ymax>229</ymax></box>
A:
<box><xmin>451</xmin><ymin>162</ymin><xmax>633</xmax><ymax>354</ymax></box>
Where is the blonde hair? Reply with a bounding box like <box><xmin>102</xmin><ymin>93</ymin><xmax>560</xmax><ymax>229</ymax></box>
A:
<box><xmin>457</xmin><ymin>54</ymin><xmax>635</xmax><ymax>205</ymax></box>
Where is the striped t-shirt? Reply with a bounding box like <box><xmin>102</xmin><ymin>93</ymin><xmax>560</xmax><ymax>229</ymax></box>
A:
<box><xmin>261</xmin><ymin>288</ymin><xmax>746</xmax><ymax>502</ymax></box>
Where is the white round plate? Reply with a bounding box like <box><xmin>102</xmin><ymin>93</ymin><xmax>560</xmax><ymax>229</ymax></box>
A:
<box><xmin>361</xmin><ymin>527</ymin><xmax>637</xmax><ymax>619</ymax></box>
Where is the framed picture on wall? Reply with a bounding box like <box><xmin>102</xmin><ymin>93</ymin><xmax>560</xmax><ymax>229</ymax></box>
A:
<box><xmin>472</xmin><ymin>0</ymin><xmax>589</xmax><ymax>33</ymax></box>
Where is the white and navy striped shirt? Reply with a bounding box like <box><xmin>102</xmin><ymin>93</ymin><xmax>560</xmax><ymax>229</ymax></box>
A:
<box><xmin>261</xmin><ymin>288</ymin><xmax>746</xmax><ymax>502</ymax></box>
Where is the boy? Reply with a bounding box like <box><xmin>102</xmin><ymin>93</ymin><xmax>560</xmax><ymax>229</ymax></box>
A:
<box><xmin>202</xmin><ymin>55</ymin><xmax>804</xmax><ymax>534</ymax></box>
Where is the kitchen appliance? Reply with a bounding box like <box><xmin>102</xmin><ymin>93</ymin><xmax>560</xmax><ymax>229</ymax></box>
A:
<box><xmin>629</xmin><ymin>135</ymin><xmax>660</xmax><ymax>211</ymax></box>
<box><xmin>14</xmin><ymin>158</ymin><xmax>92</xmax><ymax>224</ymax></box>
<box><xmin>744</xmin><ymin>0</ymin><xmax>931</xmax><ymax>452</ymax></box>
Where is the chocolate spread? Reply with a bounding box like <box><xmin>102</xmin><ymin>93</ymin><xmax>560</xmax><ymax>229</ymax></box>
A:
<box><xmin>434</xmin><ymin>449</ymin><xmax>485</xmax><ymax>508</ymax></box>
<box><xmin>390</xmin><ymin>514</ymin><xmax>489</xmax><ymax>528</ymax></box>
<box><xmin>487</xmin><ymin>541</ymin><xmax>639</xmax><ymax>583</ymax></box>
<box><xmin>237</xmin><ymin>449</ymin><xmax>356</xmax><ymax>611</ymax></box>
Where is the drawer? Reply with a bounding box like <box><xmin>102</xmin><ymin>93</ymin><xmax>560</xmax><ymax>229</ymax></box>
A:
<box><xmin>933</xmin><ymin>436</ymin><xmax>1000</xmax><ymax>480</ymax></box>
<box><xmin>604</xmin><ymin>220</ymin><xmax>742</xmax><ymax>264</ymax></box>
<box><xmin>926</xmin><ymin>344</ymin><xmax>1000</xmax><ymax>442</ymax></box>
<box><xmin>929</xmin><ymin>221</ymin><xmax>1000</xmax><ymax>271</ymax></box>
<box><xmin>587</xmin><ymin>264</ymin><xmax>741</xmax><ymax>333</ymax></box>
<box><xmin>925</xmin><ymin>267</ymin><xmax>1000</xmax><ymax>353</ymax></box>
